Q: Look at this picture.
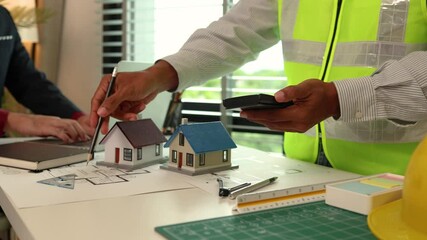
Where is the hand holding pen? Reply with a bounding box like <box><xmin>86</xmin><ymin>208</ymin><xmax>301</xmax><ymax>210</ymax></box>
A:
<box><xmin>87</xmin><ymin>66</ymin><xmax>118</xmax><ymax>163</ymax></box>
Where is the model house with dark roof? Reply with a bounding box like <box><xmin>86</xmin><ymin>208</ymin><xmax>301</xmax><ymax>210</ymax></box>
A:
<box><xmin>98</xmin><ymin>119</ymin><xmax>167</xmax><ymax>170</ymax></box>
<box><xmin>161</xmin><ymin>119</ymin><xmax>237</xmax><ymax>175</ymax></box>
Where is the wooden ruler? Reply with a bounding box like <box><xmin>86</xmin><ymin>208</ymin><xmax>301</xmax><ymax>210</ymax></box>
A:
<box><xmin>233</xmin><ymin>182</ymin><xmax>337</xmax><ymax>213</ymax></box>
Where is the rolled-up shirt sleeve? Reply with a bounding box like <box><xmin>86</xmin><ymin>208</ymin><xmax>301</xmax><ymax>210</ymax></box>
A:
<box><xmin>161</xmin><ymin>0</ymin><xmax>280</xmax><ymax>91</ymax></box>
<box><xmin>334</xmin><ymin>51</ymin><xmax>427</xmax><ymax>124</ymax></box>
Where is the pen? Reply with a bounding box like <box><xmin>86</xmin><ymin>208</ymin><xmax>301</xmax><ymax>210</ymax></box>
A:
<box><xmin>229</xmin><ymin>182</ymin><xmax>251</xmax><ymax>193</ymax></box>
<box><xmin>229</xmin><ymin>176</ymin><xmax>278</xmax><ymax>199</ymax></box>
<box><xmin>217</xmin><ymin>178</ymin><xmax>251</xmax><ymax>197</ymax></box>
<box><xmin>86</xmin><ymin>66</ymin><xmax>118</xmax><ymax>164</ymax></box>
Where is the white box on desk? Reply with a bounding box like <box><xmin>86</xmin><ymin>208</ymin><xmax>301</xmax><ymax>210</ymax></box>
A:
<box><xmin>325</xmin><ymin>173</ymin><xmax>404</xmax><ymax>215</ymax></box>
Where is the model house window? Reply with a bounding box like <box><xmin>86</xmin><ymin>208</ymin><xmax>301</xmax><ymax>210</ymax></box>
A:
<box><xmin>186</xmin><ymin>153</ymin><xmax>194</xmax><ymax>167</ymax></box>
<box><xmin>223</xmin><ymin>150</ymin><xmax>229</xmax><ymax>162</ymax></box>
<box><xmin>179</xmin><ymin>133</ymin><xmax>184</xmax><ymax>146</ymax></box>
<box><xmin>136</xmin><ymin>148</ymin><xmax>142</xmax><ymax>160</ymax></box>
<box><xmin>199</xmin><ymin>154</ymin><xmax>205</xmax><ymax>166</ymax></box>
<box><xmin>172</xmin><ymin>150</ymin><xmax>177</xmax><ymax>163</ymax></box>
<box><xmin>155</xmin><ymin>144</ymin><xmax>161</xmax><ymax>156</ymax></box>
<box><xmin>124</xmin><ymin>148</ymin><xmax>132</xmax><ymax>161</ymax></box>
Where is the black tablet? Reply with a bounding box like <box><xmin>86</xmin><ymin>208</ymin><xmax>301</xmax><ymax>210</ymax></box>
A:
<box><xmin>222</xmin><ymin>94</ymin><xmax>293</xmax><ymax>110</ymax></box>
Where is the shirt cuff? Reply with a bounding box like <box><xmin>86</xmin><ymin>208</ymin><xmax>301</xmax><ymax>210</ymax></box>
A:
<box><xmin>0</xmin><ymin>109</ymin><xmax>9</xmax><ymax>136</ymax></box>
<box><xmin>71</xmin><ymin>112</ymin><xmax>86</xmax><ymax>120</ymax></box>
<box><xmin>333</xmin><ymin>77</ymin><xmax>376</xmax><ymax>122</ymax></box>
<box><xmin>161</xmin><ymin>55</ymin><xmax>207</xmax><ymax>92</ymax></box>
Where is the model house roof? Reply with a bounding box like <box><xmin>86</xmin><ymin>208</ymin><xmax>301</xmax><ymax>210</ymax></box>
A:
<box><xmin>164</xmin><ymin>121</ymin><xmax>237</xmax><ymax>154</ymax></box>
<box><xmin>100</xmin><ymin>119</ymin><xmax>167</xmax><ymax>147</ymax></box>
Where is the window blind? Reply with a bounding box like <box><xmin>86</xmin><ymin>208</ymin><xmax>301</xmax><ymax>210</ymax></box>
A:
<box><xmin>101</xmin><ymin>0</ymin><xmax>124</xmax><ymax>74</ymax></box>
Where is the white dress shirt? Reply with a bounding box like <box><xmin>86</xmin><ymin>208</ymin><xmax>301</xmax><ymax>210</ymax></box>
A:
<box><xmin>162</xmin><ymin>0</ymin><xmax>427</xmax><ymax>124</ymax></box>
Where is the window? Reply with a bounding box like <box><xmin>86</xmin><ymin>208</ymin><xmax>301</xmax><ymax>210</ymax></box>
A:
<box><xmin>199</xmin><ymin>154</ymin><xmax>206</xmax><ymax>166</ymax></box>
<box><xmin>223</xmin><ymin>150</ymin><xmax>229</xmax><ymax>162</ymax></box>
<box><xmin>186</xmin><ymin>153</ymin><xmax>194</xmax><ymax>167</ymax></box>
<box><xmin>137</xmin><ymin>148</ymin><xmax>142</xmax><ymax>160</ymax></box>
<box><xmin>172</xmin><ymin>150</ymin><xmax>177</xmax><ymax>163</ymax></box>
<box><xmin>179</xmin><ymin>133</ymin><xmax>184</xmax><ymax>146</ymax></box>
<box><xmin>123</xmin><ymin>148</ymin><xmax>132</xmax><ymax>161</ymax></box>
<box><xmin>102</xmin><ymin>0</ymin><xmax>286</xmax><ymax>153</ymax></box>
<box><xmin>155</xmin><ymin>144</ymin><xmax>161</xmax><ymax>156</ymax></box>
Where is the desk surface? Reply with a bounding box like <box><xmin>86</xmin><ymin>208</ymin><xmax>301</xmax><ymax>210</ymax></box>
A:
<box><xmin>0</xmin><ymin>141</ymin><xmax>360</xmax><ymax>240</ymax></box>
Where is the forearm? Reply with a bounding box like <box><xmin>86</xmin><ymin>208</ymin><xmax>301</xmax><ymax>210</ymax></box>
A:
<box><xmin>7</xmin><ymin>63</ymin><xmax>82</xmax><ymax>119</ymax></box>
<box><xmin>149</xmin><ymin>60</ymin><xmax>179</xmax><ymax>92</ymax></box>
<box><xmin>335</xmin><ymin>51</ymin><xmax>427</xmax><ymax>123</ymax></box>
<box><xmin>162</xmin><ymin>0</ymin><xmax>279</xmax><ymax>91</ymax></box>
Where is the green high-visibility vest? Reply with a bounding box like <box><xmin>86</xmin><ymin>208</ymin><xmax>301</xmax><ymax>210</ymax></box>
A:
<box><xmin>278</xmin><ymin>0</ymin><xmax>427</xmax><ymax>175</ymax></box>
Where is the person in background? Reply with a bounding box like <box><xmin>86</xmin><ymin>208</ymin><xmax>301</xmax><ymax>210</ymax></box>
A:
<box><xmin>90</xmin><ymin>0</ymin><xmax>427</xmax><ymax>175</ymax></box>
<box><xmin>0</xmin><ymin>6</ymin><xmax>92</xmax><ymax>143</ymax></box>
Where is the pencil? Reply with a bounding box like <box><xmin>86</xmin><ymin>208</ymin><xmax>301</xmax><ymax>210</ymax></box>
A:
<box><xmin>86</xmin><ymin>66</ymin><xmax>118</xmax><ymax>164</ymax></box>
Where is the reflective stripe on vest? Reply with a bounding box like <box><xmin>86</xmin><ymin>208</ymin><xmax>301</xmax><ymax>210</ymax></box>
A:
<box><xmin>278</xmin><ymin>0</ymin><xmax>427</xmax><ymax>175</ymax></box>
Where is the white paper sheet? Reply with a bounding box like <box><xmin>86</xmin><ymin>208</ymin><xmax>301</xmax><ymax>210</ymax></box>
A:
<box><xmin>0</xmin><ymin>154</ymin><xmax>193</xmax><ymax>209</ymax></box>
<box><xmin>180</xmin><ymin>148</ymin><xmax>361</xmax><ymax>198</ymax></box>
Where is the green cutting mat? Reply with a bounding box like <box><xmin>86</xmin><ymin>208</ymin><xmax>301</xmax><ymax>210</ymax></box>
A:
<box><xmin>155</xmin><ymin>201</ymin><xmax>376</xmax><ymax>240</ymax></box>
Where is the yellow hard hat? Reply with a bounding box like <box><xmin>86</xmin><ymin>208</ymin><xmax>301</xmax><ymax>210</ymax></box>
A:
<box><xmin>368</xmin><ymin>136</ymin><xmax>427</xmax><ymax>239</ymax></box>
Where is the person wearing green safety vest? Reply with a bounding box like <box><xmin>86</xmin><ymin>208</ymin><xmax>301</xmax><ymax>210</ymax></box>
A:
<box><xmin>90</xmin><ymin>0</ymin><xmax>427</xmax><ymax>176</ymax></box>
<box><xmin>242</xmin><ymin>0</ymin><xmax>427</xmax><ymax>176</ymax></box>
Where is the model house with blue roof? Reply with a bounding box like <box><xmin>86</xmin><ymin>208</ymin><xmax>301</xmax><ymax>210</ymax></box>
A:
<box><xmin>161</xmin><ymin>119</ymin><xmax>238</xmax><ymax>175</ymax></box>
<box><xmin>98</xmin><ymin>119</ymin><xmax>167</xmax><ymax>170</ymax></box>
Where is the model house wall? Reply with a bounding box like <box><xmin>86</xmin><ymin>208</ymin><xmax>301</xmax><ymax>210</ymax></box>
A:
<box><xmin>162</xmin><ymin>120</ymin><xmax>237</xmax><ymax>175</ymax></box>
<box><xmin>99</xmin><ymin>119</ymin><xmax>166</xmax><ymax>170</ymax></box>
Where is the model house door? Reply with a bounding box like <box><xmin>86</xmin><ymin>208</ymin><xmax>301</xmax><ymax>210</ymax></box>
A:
<box><xmin>178</xmin><ymin>152</ymin><xmax>183</xmax><ymax>169</ymax></box>
<box><xmin>115</xmin><ymin>148</ymin><xmax>120</xmax><ymax>164</ymax></box>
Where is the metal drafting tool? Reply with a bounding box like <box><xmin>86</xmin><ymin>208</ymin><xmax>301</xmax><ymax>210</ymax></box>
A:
<box><xmin>228</xmin><ymin>176</ymin><xmax>277</xmax><ymax>199</ymax></box>
<box><xmin>217</xmin><ymin>178</ymin><xmax>251</xmax><ymax>197</ymax></box>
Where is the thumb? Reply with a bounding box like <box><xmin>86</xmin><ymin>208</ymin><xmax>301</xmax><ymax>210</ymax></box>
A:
<box><xmin>97</xmin><ymin>93</ymin><xmax>122</xmax><ymax>117</ymax></box>
<box><xmin>274</xmin><ymin>84</ymin><xmax>307</xmax><ymax>102</ymax></box>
